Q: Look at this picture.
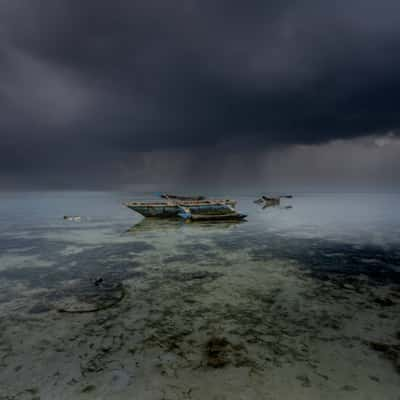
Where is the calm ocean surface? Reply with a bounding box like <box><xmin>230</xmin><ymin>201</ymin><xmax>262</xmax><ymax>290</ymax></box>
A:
<box><xmin>0</xmin><ymin>191</ymin><xmax>399</xmax><ymax>399</ymax></box>
<box><xmin>1</xmin><ymin>191</ymin><xmax>400</xmax><ymax>283</ymax></box>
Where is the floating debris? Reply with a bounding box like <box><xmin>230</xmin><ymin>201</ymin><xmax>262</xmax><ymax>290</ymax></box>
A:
<box><xmin>63</xmin><ymin>215</ymin><xmax>81</xmax><ymax>221</ymax></box>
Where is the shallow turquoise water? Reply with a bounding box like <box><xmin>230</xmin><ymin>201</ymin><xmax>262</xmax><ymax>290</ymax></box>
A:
<box><xmin>0</xmin><ymin>192</ymin><xmax>399</xmax><ymax>399</ymax></box>
<box><xmin>1</xmin><ymin>191</ymin><xmax>399</xmax><ymax>291</ymax></box>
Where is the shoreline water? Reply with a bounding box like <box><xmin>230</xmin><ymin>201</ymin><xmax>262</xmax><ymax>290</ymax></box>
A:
<box><xmin>0</xmin><ymin>192</ymin><xmax>399</xmax><ymax>399</ymax></box>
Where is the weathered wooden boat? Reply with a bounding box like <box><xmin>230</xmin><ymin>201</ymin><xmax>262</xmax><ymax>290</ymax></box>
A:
<box><xmin>178</xmin><ymin>204</ymin><xmax>246</xmax><ymax>221</ymax></box>
<box><xmin>161</xmin><ymin>193</ymin><xmax>206</xmax><ymax>201</ymax></box>
<box><xmin>124</xmin><ymin>199</ymin><xmax>236</xmax><ymax>218</ymax></box>
<box><xmin>187</xmin><ymin>212</ymin><xmax>247</xmax><ymax>221</ymax></box>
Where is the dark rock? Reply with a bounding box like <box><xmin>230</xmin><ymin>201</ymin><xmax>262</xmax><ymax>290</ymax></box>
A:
<box><xmin>168</xmin><ymin>271</ymin><xmax>222</xmax><ymax>282</ymax></box>
<box><xmin>378</xmin><ymin>313</ymin><xmax>389</xmax><ymax>319</ymax></box>
<box><xmin>296</xmin><ymin>374</ymin><xmax>311</xmax><ymax>387</ymax></box>
<box><xmin>94</xmin><ymin>277</ymin><xmax>104</xmax><ymax>286</ymax></box>
<box><xmin>369</xmin><ymin>341</ymin><xmax>400</xmax><ymax>374</ymax></box>
<box><xmin>374</xmin><ymin>297</ymin><xmax>395</xmax><ymax>307</ymax></box>
<box><xmin>341</xmin><ymin>385</ymin><xmax>357</xmax><ymax>391</ymax></box>
<box><xmin>81</xmin><ymin>385</ymin><xmax>96</xmax><ymax>393</ymax></box>
<box><xmin>25</xmin><ymin>388</ymin><xmax>39</xmax><ymax>395</ymax></box>
<box><xmin>369</xmin><ymin>341</ymin><xmax>391</xmax><ymax>352</ymax></box>
<box><xmin>206</xmin><ymin>337</ymin><xmax>230</xmax><ymax>368</ymax></box>
<box><xmin>29</xmin><ymin>303</ymin><xmax>51</xmax><ymax>314</ymax></box>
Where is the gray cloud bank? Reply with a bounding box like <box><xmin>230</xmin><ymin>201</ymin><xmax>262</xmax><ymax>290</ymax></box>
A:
<box><xmin>1</xmin><ymin>0</ymin><xmax>400</xmax><ymax>189</ymax></box>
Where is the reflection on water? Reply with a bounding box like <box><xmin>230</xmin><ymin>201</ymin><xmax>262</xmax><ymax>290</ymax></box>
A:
<box><xmin>126</xmin><ymin>217</ymin><xmax>184</xmax><ymax>233</ymax></box>
<box><xmin>126</xmin><ymin>217</ymin><xmax>246</xmax><ymax>235</ymax></box>
<box><xmin>0</xmin><ymin>192</ymin><xmax>399</xmax><ymax>399</ymax></box>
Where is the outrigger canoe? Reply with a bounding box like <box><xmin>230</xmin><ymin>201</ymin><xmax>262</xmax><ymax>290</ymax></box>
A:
<box><xmin>124</xmin><ymin>199</ymin><xmax>236</xmax><ymax>218</ymax></box>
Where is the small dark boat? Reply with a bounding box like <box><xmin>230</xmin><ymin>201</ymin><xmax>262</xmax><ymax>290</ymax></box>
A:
<box><xmin>262</xmin><ymin>196</ymin><xmax>280</xmax><ymax>204</ymax></box>
<box><xmin>254</xmin><ymin>196</ymin><xmax>281</xmax><ymax>207</ymax></box>
<box><xmin>161</xmin><ymin>193</ymin><xmax>206</xmax><ymax>201</ymax></box>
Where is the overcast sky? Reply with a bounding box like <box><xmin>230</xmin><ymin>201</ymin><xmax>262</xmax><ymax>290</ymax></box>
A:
<box><xmin>1</xmin><ymin>0</ymin><xmax>400</xmax><ymax>190</ymax></box>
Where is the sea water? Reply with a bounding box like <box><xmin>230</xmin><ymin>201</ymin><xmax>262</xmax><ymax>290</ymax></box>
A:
<box><xmin>0</xmin><ymin>191</ymin><xmax>399</xmax><ymax>399</ymax></box>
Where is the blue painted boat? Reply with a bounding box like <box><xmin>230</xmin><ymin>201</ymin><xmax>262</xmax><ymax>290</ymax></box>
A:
<box><xmin>179</xmin><ymin>210</ymin><xmax>247</xmax><ymax>221</ymax></box>
<box><xmin>178</xmin><ymin>204</ymin><xmax>247</xmax><ymax>221</ymax></box>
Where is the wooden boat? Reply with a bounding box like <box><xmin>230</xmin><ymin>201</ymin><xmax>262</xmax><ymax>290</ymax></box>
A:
<box><xmin>178</xmin><ymin>204</ymin><xmax>246</xmax><ymax>221</ymax></box>
<box><xmin>161</xmin><ymin>193</ymin><xmax>206</xmax><ymax>201</ymax></box>
<box><xmin>189</xmin><ymin>212</ymin><xmax>247</xmax><ymax>221</ymax></box>
<box><xmin>124</xmin><ymin>199</ymin><xmax>236</xmax><ymax>218</ymax></box>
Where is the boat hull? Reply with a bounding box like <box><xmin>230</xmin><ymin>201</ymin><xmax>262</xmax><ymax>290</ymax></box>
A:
<box><xmin>161</xmin><ymin>194</ymin><xmax>206</xmax><ymax>201</ymax></box>
<box><xmin>125</xmin><ymin>200</ymin><xmax>236</xmax><ymax>218</ymax></box>
<box><xmin>126</xmin><ymin>204</ymin><xmax>181</xmax><ymax>218</ymax></box>
<box><xmin>187</xmin><ymin>213</ymin><xmax>247</xmax><ymax>221</ymax></box>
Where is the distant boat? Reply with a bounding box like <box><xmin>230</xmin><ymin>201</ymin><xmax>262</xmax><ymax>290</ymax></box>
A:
<box><xmin>124</xmin><ymin>199</ymin><xmax>236</xmax><ymax>218</ymax></box>
<box><xmin>254</xmin><ymin>196</ymin><xmax>281</xmax><ymax>206</ymax></box>
<box><xmin>63</xmin><ymin>215</ymin><xmax>81</xmax><ymax>221</ymax></box>
<box><xmin>161</xmin><ymin>193</ymin><xmax>206</xmax><ymax>201</ymax></box>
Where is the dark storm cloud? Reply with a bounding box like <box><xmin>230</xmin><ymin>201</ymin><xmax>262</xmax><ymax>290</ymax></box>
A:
<box><xmin>1</xmin><ymin>0</ymin><xmax>400</xmax><ymax>186</ymax></box>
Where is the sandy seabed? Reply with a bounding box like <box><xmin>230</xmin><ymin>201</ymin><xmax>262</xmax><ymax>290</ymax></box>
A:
<box><xmin>0</xmin><ymin>229</ymin><xmax>399</xmax><ymax>400</ymax></box>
